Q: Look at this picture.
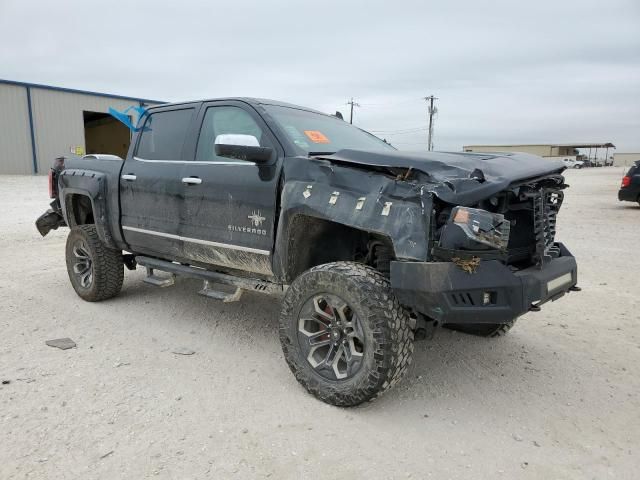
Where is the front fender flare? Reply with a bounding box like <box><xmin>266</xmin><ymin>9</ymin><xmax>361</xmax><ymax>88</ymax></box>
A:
<box><xmin>273</xmin><ymin>178</ymin><xmax>432</xmax><ymax>280</ymax></box>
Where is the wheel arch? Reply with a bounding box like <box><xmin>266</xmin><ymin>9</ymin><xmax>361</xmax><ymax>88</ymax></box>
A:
<box><xmin>273</xmin><ymin>212</ymin><xmax>396</xmax><ymax>283</ymax></box>
<box><xmin>64</xmin><ymin>192</ymin><xmax>95</xmax><ymax>227</ymax></box>
<box><xmin>58</xmin><ymin>170</ymin><xmax>120</xmax><ymax>249</ymax></box>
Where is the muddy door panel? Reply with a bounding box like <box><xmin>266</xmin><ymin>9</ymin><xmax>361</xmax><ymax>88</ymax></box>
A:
<box><xmin>179</xmin><ymin>162</ymin><xmax>277</xmax><ymax>275</ymax></box>
<box><xmin>120</xmin><ymin>106</ymin><xmax>198</xmax><ymax>259</ymax></box>
<box><xmin>178</xmin><ymin>103</ymin><xmax>280</xmax><ymax>276</ymax></box>
<box><xmin>120</xmin><ymin>158</ymin><xmax>186</xmax><ymax>258</ymax></box>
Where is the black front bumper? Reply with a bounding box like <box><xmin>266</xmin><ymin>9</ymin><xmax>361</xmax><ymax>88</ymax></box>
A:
<box><xmin>390</xmin><ymin>243</ymin><xmax>577</xmax><ymax>325</ymax></box>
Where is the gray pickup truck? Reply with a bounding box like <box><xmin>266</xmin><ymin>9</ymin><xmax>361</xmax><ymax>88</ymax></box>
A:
<box><xmin>36</xmin><ymin>98</ymin><xmax>579</xmax><ymax>406</ymax></box>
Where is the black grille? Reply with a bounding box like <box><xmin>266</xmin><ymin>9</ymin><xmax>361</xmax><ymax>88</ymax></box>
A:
<box><xmin>532</xmin><ymin>189</ymin><xmax>563</xmax><ymax>266</ymax></box>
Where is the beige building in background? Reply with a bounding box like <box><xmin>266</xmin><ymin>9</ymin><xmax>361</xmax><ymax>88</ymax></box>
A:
<box><xmin>0</xmin><ymin>79</ymin><xmax>162</xmax><ymax>175</ymax></box>
<box><xmin>463</xmin><ymin>144</ymin><xmax>581</xmax><ymax>157</ymax></box>
<box><xmin>462</xmin><ymin>142</ymin><xmax>616</xmax><ymax>165</ymax></box>
<box><xmin>613</xmin><ymin>152</ymin><xmax>640</xmax><ymax>167</ymax></box>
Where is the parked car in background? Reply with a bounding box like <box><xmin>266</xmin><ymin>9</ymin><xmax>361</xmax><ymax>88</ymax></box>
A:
<box><xmin>619</xmin><ymin>160</ymin><xmax>640</xmax><ymax>206</ymax></box>
<box><xmin>583</xmin><ymin>159</ymin><xmax>602</xmax><ymax>168</ymax></box>
<box><xmin>562</xmin><ymin>158</ymin><xmax>584</xmax><ymax>169</ymax></box>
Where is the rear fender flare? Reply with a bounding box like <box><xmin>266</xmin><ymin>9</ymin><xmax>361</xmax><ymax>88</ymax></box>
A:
<box><xmin>59</xmin><ymin>170</ymin><xmax>118</xmax><ymax>249</ymax></box>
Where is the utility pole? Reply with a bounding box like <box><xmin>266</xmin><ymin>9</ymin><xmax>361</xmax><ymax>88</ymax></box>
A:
<box><xmin>424</xmin><ymin>95</ymin><xmax>438</xmax><ymax>151</ymax></box>
<box><xmin>347</xmin><ymin>97</ymin><xmax>360</xmax><ymax>124</ymax></box>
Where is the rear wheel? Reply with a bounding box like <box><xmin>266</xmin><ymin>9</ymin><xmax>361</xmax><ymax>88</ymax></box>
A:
<box><xmin>445</xmin><ymin>319</ymin><xmax>517</xmax><ymax>337</ymax></box>
<box><xmin>65</xmin><ymin>225</ymin><xmax>124</xmax><ymax>302</ymax></box>
<box><xmin>279</xmin><ymin>262</ymin><xmax>413</xmax><ymax>406</ymax></box>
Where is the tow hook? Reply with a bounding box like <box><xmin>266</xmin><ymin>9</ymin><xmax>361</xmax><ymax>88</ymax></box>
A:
<box><xmin>529</xmin><ymin>303</ymin><xmax>541</xmax><ymax>312</ymax></box>
<box><xmin>569</xmin><ymin>285</ymin><xmax>581</xmax><ymax>292</ymax></box>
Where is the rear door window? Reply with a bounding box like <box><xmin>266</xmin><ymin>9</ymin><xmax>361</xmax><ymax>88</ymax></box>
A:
<box><xmin>136</xmin><ymin>108</ymin><xmax>194</xmax><ymax>160</ymax></box>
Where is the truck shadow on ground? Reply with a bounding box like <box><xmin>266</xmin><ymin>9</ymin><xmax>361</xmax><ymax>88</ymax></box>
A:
<box><xmin>118</xmin><ymin>273</ymin><xmax>566</xmax><ymax>411</ymax></box>
<box><xmin>604</xmin><ymin>204</ymin><xmax>639</xmax><ymax>210</ymax></box>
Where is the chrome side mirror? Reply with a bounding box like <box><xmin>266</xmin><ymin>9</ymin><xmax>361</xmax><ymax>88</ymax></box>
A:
<box><xmin>214</xmin><ymin>134</ymin><xmax>272</xmax><ymax>163</ymax></box>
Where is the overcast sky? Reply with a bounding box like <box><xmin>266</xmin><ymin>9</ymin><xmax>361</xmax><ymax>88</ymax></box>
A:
<box><xmin>1</xmin><ymin>0</ymin><xmax>639</xmax><ymax>152</ymax></box>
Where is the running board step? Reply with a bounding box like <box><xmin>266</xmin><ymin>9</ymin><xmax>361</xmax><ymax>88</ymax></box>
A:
<box><xmin>143</xmin><ymin>267</ymin><xmax>175</xmax><ymax>287</ymax></box>
<box><xmin>135</xmin><ymin>256</ymin><xmax>283</xmax><ymax>295</ymax></box>
<box><xmin>199</xmin><ymin>280</ymin><xmax>243</xmax><ymax>303</ymax></box>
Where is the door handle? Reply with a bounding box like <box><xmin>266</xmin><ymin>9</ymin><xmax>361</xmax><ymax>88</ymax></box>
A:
<box><xmin>182</xmin><ymin>177</ymin><xmax>202</xmax><ymax>185</ymax></box>
<box><xmin>121</xmin><ymin>174</ymin><xmax>137</xmax><ymax>181</ymax></box>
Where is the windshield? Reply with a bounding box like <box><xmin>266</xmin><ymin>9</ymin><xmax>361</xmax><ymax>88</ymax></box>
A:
<box><xmin>264</xmin><ymin>105</ymin><xmax>395</xmax><ymax>155</ymax></box>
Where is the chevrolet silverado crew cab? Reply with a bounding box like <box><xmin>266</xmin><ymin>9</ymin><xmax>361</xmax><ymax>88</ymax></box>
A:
<box><xmin>36</xmin><ymin>98</ymin><xmax>579</xmax><ymax>406</ymax></box>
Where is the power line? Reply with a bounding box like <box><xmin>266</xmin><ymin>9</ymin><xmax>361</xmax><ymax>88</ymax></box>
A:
<box><xmin>424</xmin><ymin>95</ymin><xmax>438</xmax><ymax>151</ymax></box>
<box><xmin>346</xmin><ymin>97</ymin><xmax>360</xmax><ymax>124</ymax></box>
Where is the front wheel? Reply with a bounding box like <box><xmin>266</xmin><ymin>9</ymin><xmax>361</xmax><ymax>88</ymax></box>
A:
<box><xmin>65</xmin><ymin>225</ymin><xmax>124</xmax><ymax>302</ymax></box>
<box><xmin>279</xmin><ymin>262</ymin><xmax>414</xmax><ymax>407</ymax></box>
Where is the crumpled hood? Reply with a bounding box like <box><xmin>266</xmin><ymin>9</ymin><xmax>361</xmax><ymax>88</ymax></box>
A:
<box><xmin>316</xmin><ymin>149</ymin><xmax>565</xmax><ymax>205</ymax></box>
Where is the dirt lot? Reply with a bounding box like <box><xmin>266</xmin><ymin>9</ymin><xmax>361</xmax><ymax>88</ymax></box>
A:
<box><xmin>1</xmin><ymin>168</ymin><xmax>638</xmax><ymax>479</ymax></box>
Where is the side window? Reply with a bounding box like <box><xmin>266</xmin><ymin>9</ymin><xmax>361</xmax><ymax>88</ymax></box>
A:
<box><xmin>136</xmin><ymin>108</ymin><xmax>194</xmax><ymax>160</ymax></box>
<box><xmin>195</xmin><ymin>106</ymin><xmax>266</xmax><ymax>162</ymax></box>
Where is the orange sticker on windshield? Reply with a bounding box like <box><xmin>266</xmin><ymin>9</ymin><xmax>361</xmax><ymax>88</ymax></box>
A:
<box><xmin>304</xmin><ymin>130</ymin><xmax>330</xmax><ymax>144</ymax></box>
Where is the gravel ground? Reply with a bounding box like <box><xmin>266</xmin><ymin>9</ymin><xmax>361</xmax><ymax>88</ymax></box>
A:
<box><xmin>1</xmin><ymin>168</ymin><xmax>638</xmax><ymax>479</ymax></box>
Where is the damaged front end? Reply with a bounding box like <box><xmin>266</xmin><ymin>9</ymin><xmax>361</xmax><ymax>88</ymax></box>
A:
<box><xmin>280</xmin><ymin>148</ymin><xmax>578</xmax><ymax>326</ymax></box>
<box><xmin>432</xmin><ymin>174</ymin><xmax>567</xmax><ymax>267</ymax></box>
<box><xmin>391</xmin><ymin>173</ymin><xmax>578</xmax><ymax>325</ymax></box>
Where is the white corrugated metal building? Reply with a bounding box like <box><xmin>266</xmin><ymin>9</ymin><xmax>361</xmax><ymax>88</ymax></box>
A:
<box><xmin>0</xmin><ymin>79</ymin><xmax>162</xmax><ymax>174</ymax></box>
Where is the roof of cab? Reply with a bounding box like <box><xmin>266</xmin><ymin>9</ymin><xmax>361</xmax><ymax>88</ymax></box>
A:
<box><xmin>148</xmin><ymin>97</ymin><xmax>326</xmax><ymax>115</ymax></box>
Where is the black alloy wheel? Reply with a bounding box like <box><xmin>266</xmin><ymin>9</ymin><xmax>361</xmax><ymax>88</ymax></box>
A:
<box><xmin>297</xmin><ymin>293</ymin><xmax>366</xmax><ymax>381</ymax></box>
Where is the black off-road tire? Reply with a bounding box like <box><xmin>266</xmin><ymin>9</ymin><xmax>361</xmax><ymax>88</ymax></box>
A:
<box><xmin>445</xmin><ymin>319</ymin><xmax>517</xmax><ymax>338</ymax></box>
<box><xmin>279</xmin><ymin>262</ymin><xmax>414</xmax><ymax>407</ymax></box>
<box><xmin>65</xmin><ymin>225</ymin><xmax>124</xmax><ymax>302</ymax></box>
